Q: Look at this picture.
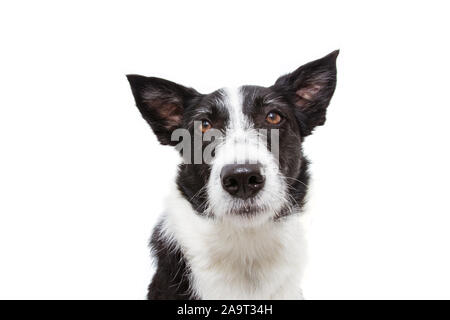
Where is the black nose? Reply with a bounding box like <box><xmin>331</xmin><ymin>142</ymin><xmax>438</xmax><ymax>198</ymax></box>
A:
<box><xmin>220</xmin><ymin>164</ymin><xmax>265</xmax><ymax>199</ymax></box>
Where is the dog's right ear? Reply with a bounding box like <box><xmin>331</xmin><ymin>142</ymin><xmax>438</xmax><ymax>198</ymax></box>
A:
<box><xmin>273</xmin><ymin>50</ymin><xmax>338</xmax><ymax>136</ymax></box>
<box><xmin>126</xmin><ymin>75</ymin><xmax>200</xmax><ymax>145</ymax></box>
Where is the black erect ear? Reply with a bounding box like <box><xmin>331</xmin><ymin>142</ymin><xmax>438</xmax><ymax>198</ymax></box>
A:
<box><xmin>274</xmin><ymin>50</ymin><xmax>339</xmax><ymax>136</ymax></box>
<box><xmin>126</xmin><ymin>75</ymin><xmax>200</xmax><ymax>145</ymax></box>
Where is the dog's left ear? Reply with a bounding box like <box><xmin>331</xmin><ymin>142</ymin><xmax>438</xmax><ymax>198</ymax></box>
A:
<box><xmin>274</xmin><ymin>50</ymin><xmax>339</xmax><ymax>136</ymax></box>
<box><xmin>127</xmin><ymin>75</ymin><xmax>200</xmax><ymax>145</ymax></box>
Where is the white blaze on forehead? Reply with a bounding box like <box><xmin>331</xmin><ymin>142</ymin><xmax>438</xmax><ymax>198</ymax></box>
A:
<box><xmin>218</xmin><ymin>87</ymin><xmax>271</xmax><ymax>165</ymax></box>
<box><xmin>222</xmin><ymin>87</ymin><xmax>247</xmax><ymax>131</ymax></box>
<box><xmin>219</xmin><ymin>86</ymin><xmax>258</xmax><ymax>165</ymax></box>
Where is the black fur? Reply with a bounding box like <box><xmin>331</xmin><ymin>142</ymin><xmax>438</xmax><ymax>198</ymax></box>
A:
<box><xmin>127</xmin><ymin>51</ymin><xmax>338</xmax><ymax>299</ymax></box>
<box><xmin>148</xmin><ymin>223</ymin><xmax>197</xmax><ymax>299</ymax></box>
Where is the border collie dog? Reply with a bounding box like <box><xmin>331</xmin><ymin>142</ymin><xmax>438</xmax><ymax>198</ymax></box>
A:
<box><xmin>127</xmin><ymin>51</ymin><xmax>338</xmax><ymax>300</ymax></box>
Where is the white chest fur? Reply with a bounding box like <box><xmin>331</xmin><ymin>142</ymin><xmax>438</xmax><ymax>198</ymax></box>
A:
<box><xmin>159</xmin><ymin>189</ymin><xmax>307</xmax><ymax>300</ymax></box>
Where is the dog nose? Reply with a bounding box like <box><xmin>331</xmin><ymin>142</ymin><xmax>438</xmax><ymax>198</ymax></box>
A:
<box><xmin>220</xmin><ymin>164</ymin><xmax>265</xmax><ymax>199</ymax></box>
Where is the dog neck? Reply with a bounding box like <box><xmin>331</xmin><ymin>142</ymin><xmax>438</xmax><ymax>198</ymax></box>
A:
<box><xmin>157</xmin><ymin>184</ymin><xmax>308</xmax><ymax>299</ymax></box>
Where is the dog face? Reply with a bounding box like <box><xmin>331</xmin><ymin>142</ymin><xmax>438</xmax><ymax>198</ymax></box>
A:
<box><xmin>127</xmin><ymin>51</ymin><xmax>338</xmax><ymax>225</ymax></box>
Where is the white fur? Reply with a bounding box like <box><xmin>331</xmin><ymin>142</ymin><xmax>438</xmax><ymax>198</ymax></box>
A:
<box><xmin>160</xmin><ymin>186</ymin><xmax>307</xmax><ymax>300</ymax></box>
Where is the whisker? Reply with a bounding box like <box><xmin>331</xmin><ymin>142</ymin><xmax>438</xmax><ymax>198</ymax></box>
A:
<box><xmin>284</xmin><ymin>176</ymin><xmax>308</xmax><ymax>188</ymax></box>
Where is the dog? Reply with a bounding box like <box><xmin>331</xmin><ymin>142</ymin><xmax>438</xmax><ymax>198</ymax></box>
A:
<box><xmin>127</xmin><ymin>50</ymin><xmax>338</xmax><ymax>300</ymax></box>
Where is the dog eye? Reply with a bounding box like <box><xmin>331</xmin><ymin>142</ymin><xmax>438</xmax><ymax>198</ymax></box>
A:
<box><xmin>200</xmin><ymin>119</ymin><xmax>212</xmax><ymax>133</ymax></box>
<box><xmin>265</xmin><ymin>111</ymin><xmax>282</xmax><ymax>125</ymax></box>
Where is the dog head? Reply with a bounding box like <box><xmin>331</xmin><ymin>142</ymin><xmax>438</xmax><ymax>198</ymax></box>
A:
<box><xmin>127</xmin><ymin>51</ymin><xmax>338</xmax><ymax>226</ymax></box>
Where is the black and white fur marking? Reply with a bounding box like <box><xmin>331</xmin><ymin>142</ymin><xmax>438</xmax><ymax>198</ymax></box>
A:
<box><xmin>127</xmin><ymin>51</ymin><xmax>338</xmax><ymax>300</ymax></box>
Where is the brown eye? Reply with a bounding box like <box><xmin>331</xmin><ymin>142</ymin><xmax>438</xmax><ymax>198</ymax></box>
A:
<box><xmin>200</xmin><ymin>119</ymin><xmax>212</xmax><ymax>133</ymax></box>
<box><xmin>265</xmin><ymin>111</ymin><xmax>282</xmax><ymax>125</ymax></box>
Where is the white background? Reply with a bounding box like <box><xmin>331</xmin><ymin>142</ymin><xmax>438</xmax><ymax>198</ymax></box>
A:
<box><xmin>1</xmin><ymin>1</ymin><xmax>449</xmax><ymax>299</ymax></box>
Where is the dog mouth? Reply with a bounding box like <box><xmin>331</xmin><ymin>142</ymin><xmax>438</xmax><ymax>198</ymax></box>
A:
<box><xmin>224</xmin><ymin>198</ymin><xmax>275</xmax><ymax>217</ymax></box>
<box><xmin>228</xmin><ymin>205</ymin><xmax>261</xmax><ymax>216</ymax></box>
<box><xmin>221</xmin><ymin>200</ymin><xmax>294</xmax><ymax>225</ymax></box>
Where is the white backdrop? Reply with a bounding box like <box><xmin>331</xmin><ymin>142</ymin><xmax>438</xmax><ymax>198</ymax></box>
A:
<box><xmin>1</xmin><ymin>1</ymin><xmax>449</xmax><ymax>299</ymax></box>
